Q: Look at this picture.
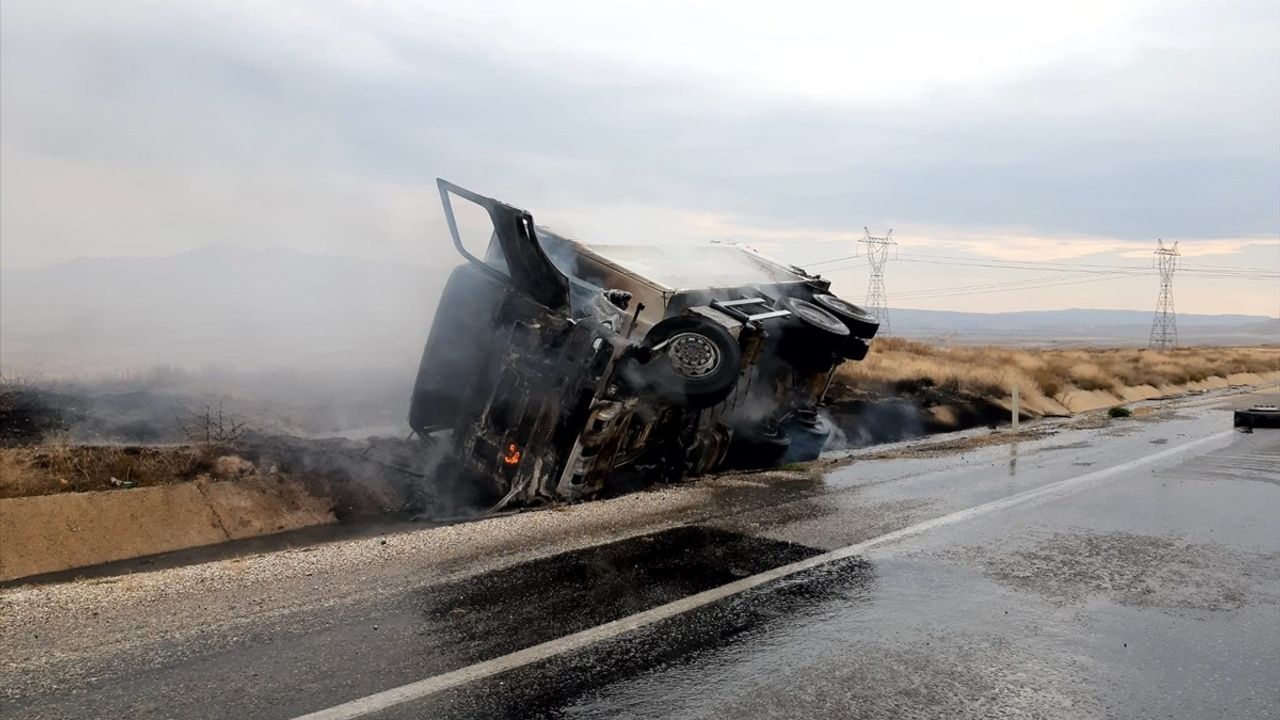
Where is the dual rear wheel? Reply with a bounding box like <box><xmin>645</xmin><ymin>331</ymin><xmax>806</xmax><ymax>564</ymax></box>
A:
<box><xmin>780</xmin><ymin>294</ymin><xmax>879</xmax><ymax>368</ymax></box>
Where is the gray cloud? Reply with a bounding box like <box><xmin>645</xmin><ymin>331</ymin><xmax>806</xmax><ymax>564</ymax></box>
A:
<box><xmin>2</xmin><ymin>0</ymin><xmax>1277</xmax><ymax>270</ymax></box>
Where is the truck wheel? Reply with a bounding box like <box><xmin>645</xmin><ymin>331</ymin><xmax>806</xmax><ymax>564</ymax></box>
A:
<box><xmin>811</xmin><ymin>294</ymin><xmax>879</xmax><ymax>339</ymax></box>
<box><xmin>642</xmin><ymin>316</ymin><xmax>741</xmax><ymax>409</ymax></box>
<box><xmin>777</xmin><ymin>297</ymin><xmax>848</xmax><ymax>373</ymax></box>
<box><xmin>781</xmin><ymin>297</ymin><xmax>850</xmax><ymax>340</ymax></box>
<box><xmin>1235</xmin><ymin>405</ymin><xmax>1280</xmax><ymax>429</ymax></box>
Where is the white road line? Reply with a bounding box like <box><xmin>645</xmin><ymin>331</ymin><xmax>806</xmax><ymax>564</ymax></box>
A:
<box><xmin>292</xmin><ymin>429</ymin><xmax>1234</xmax><ymax>720</ymax></box>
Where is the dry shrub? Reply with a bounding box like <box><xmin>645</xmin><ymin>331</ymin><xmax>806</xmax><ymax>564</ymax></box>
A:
<box><xmin>1067</xmin><ymin>362</ymin><xmax>1118</xmax><ymax>392</ymax></box>
<box><xmin>1204</xmin><ymin>347</ymin><xmax>1280</xmax><ymax>376</ymax></box>
<box><xmin>838</xmin><ymin>341</ymin><xmax>1280</xmax><ymax>407</ymax></box>
<box><xmin>840</xmin><ymin>341</ymin><xmax>1049</xmax><ymax>408</ymax></box>
<box><xmin>870</xmin><ymin>337</ymin><xmax>937</xmax><ymax>356</ymax></box>
<box><xmin>1028</xmin><ymin>366</ymin><xmax>1063</xmax><ymax>398</ymax></box>
<box><xmin>28</xmin><ymin>434</ymin><xmax>207</xmax><ymax>494</ymax></box>
<box><xmin>1107</xmin><ymin>353</ymin><xmax>1163</xmax><ymax>387</ymax></box>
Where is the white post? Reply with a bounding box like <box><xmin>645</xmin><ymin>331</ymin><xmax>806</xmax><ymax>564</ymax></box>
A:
<box><xmin>1011</xmin><ymin>384</ymin><xmax>1020</xmax><ymax>432</ymax></box>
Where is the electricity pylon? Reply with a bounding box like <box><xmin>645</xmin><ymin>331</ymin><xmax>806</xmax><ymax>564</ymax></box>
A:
<box><xmin>1148</xmin><ymin>239</ymin><xmax>1179</xmax><ymax>350</ymax></box>
<box><xmin>861</xmin><ymin>227</ymin><xmax>895</xmax><ymax>334</ymax></box>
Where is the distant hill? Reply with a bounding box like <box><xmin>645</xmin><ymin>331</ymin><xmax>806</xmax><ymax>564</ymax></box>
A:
<box><xmin>887</xmin><ymin>308</ymin><xmax>1279</xmax><ymax>346</ymax></box>
<box><xmin>2</xmin><ymin>245</ymin><xmax>1275</xmax><ymax>378</ymax></box>
<box><xmin>891</xmin><ymin>307</ymin><xmax>1271</xmax><ymax>329</ymax></box>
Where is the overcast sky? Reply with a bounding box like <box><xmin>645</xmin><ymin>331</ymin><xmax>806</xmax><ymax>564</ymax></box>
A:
<box><xmin>2</xmin><ymin>0</ymin><xmax>1277</xmax><ymax>315</ymax></box>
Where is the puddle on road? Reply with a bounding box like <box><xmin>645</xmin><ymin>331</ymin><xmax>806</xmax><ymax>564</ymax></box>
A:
<box><xmin>953</xmin><ymin>531</ymin><xmax>1280</xmax><ymax>611</ymax></box>
<box><xmin>858</xmin><ymin>428</ymin><xmax>1054</xmax><ymax>461</ymax></box>
<box><xmin>414</xmin><ymin>526</ymin><xmax>826</xmax><ymax>664</ymax></box>
<box><xmin>406</xmin><ymin>552</ymin><xmax>877</xmax><ymax>720</ymax></box>
<box><xmin>686</xmin><ymin>632</ymin><xmax>1102</xmax><ymax>720</ymax></box>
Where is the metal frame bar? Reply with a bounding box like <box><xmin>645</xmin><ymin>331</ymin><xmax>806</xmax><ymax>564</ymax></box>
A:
<box><xmin>710</xmin><ymin>298</ymin><xmax>792</xmax><ymax>323</ymax></box>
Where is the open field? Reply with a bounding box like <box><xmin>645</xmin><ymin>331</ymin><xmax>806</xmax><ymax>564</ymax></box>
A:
<box><xmin>834</xmin><ymin>339</ymin><xmax>1280</xmax><ymax>417</ymax></box>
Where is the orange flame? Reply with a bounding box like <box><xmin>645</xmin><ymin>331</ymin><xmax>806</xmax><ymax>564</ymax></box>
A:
<box><xmin>502</xmin><ymin>443</ymin><xmax>521</xmax><ymax>465</ymax></box>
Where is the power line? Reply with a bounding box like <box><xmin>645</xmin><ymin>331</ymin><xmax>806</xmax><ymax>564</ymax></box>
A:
<box><xmin>805</xmin><ymin>252</ymin><xmax>860</xmax><ymax>267</ymax></box>
<box><xmin>888</xmin><ymin>249</ymin><xmax>1274</xmax><ymax>276</ymax></box>
<box><xmin>1149</xmin><ymin>239</ymin><xmax>1179</xmax><ymax>350</ymax></box>
<box><xmin>893</xmin><ymin>254</ymin><xmax>1274</xmax><ymax>280</ymax></box>
<box><xmin>813</xmin><ymin>258</ymin><xmax>867</xmax><ymax>274</ymax></box>
<box><xmin>799</xmin><ymin>240</ymin><xmax>1274</xmax><ymax>308</ymax></box>
<box><xmin>892</xmin><ymin>271</ymin><xmax>1129</xmax><ymax>300</ymax></box>
<box><xmin>806</xmin><ymin>247</ymin><xmax>1275</xmax><ymax>280</ymax></box>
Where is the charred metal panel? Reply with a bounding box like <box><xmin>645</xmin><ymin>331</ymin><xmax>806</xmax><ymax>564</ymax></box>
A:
<box><xmin>438</xmin><ymin>179</ymin><xmax>570</xmax><ymax>312</ymax></box>
<box><xmin>409</xmin><ymin>263</ymin><xmax>505</xmax><ymax>433</ymax></box>
<box><xmin>445</xmin><ymin>291</ymin><xmax>617</xmax><ymax>506</ymax></box>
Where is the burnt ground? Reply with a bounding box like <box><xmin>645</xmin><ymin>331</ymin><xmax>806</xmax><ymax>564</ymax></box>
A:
<box><xmin>0</xmin><ymin>375</ymin><xmax>1014</xmax><ymax>514</ymax></box>
<box><xmin>0</xmin><ymin>433</ymin><xmax>446</xmax><ymax>519</ymax></box>
<box><xmin>0</xmin><ymin>384</ymin><xmax>82</xmax><ymax>446</ymax></box>
<box><xmin>0</xmin><ymin>379</ymin><xmax>448</xmax><ymax>519</ymax></box>
<box><xmin>822</xmin><ymin>380</ymin><xmax>1014</xmax><ymax>448</ymax></box>
<box><xmin>0</xmin><ymin>368</ymin><xmax>411</xmax><ymax>447</ymax></box>
<box><xmin>0</xmin><ymin>373</ymin><xmax>1197</xmax><ymax>537</ymax></box>
<box><xmin>231</xmin><ymin>432</ymin><xmax>478</xmax><ymax>519</ymax></box>
<box><xmin>0</xmin><ymin>380</ymin><xmax>440</xmax><ymax>516</ymax></box>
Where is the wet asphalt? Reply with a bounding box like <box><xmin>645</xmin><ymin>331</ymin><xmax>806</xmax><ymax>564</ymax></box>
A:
<box><xmin>2</xmin><ymin>391</ymin><xmax>1278</xmax><ymax>719</ymax></box>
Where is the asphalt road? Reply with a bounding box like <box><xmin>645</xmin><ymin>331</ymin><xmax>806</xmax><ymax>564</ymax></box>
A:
<box><xmin>2</xmin><ymin>390</ymin><xmax>1277</xmax><ymax>719</ymax></box>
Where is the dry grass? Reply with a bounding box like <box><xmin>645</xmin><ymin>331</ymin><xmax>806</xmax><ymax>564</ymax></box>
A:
<box><xmin>838</xmin><ymin>339</ymin><xmax>1280</xmax><ymax>414</ymax></box>
<box><xmin>0</xmin><ymin>437</ymin><xmax>215</xmax><ymax>499</ymax></box>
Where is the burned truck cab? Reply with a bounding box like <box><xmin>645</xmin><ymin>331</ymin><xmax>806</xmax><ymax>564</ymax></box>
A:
<box><xmin>410</xmin><ymin>180</ymin><xmax>879</xmax><ymax>508</ymax></box>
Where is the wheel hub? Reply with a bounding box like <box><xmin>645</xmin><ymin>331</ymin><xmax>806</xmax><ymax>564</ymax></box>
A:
<box><xmin>786</xmin><ymin>299</ymin><xmax>846</xmax><ymax>335</ymax></box>
<box><xmin>794</xmin><ymin>304</ymin><xmax>828</xmax><ymax>326</ymax></box>
<box><xmin>667</xmin><ymin>332</ymin><xmax>720</xmax><ymax>377</ymax></box>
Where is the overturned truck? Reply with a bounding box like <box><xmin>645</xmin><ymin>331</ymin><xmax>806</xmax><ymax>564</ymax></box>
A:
<box><xmin>410</xmin><ymin>180</ymin><xmax>879</xmax><ymax>508</ymax></box>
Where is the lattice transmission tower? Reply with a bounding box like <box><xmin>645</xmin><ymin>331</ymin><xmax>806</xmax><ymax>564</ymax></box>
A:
<box><xmin>1148</xmin><ymin>239</ymin><xmax>1179</xmax><ymax>350</ymax></box>
<box><xmin>860</xmin><ymin>227</ymin><xmax>896</xmax><ymax>334</ymax></box>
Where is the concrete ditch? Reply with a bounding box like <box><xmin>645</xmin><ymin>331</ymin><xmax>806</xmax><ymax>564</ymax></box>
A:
<box><xmin>0</xmin><ymin>476</ymin><xmax>334</xmax><ymax>582</ymax></box>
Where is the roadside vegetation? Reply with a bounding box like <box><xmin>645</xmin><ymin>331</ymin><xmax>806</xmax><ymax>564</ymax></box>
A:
<box><xmin>3</xmin><ymin>342</ymin><xmax>1278</xmax><ymax>501</ymax></box>
<box><xmin>836</xmin><ymin>339</ymin><xmax>1280</xmax><ymax>415</ymax></box>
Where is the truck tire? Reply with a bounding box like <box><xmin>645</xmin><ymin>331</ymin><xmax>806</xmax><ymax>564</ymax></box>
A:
<box><xmin>781</xmin><ymin>297</ymin><xmax>850</xmax><ymax>340</ymax></box>
<box><xmin>811</xmin><ymin>293</ymin><xmax>880</xmax><ymax>339</ymax></box>
<box><xmin>641</xmin><ymin>315</ymin><xmax>742</xmax><ymax>409</ymax></box>
<box><xmin>777</xmin><ymin>297</ymin><xmax>848</xmax><ymax>373</ymax></box>
<box><xmin>1234</xmin><ymin>405</ymin><xmax>1280</xmax><ymax>429</ymax></box>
